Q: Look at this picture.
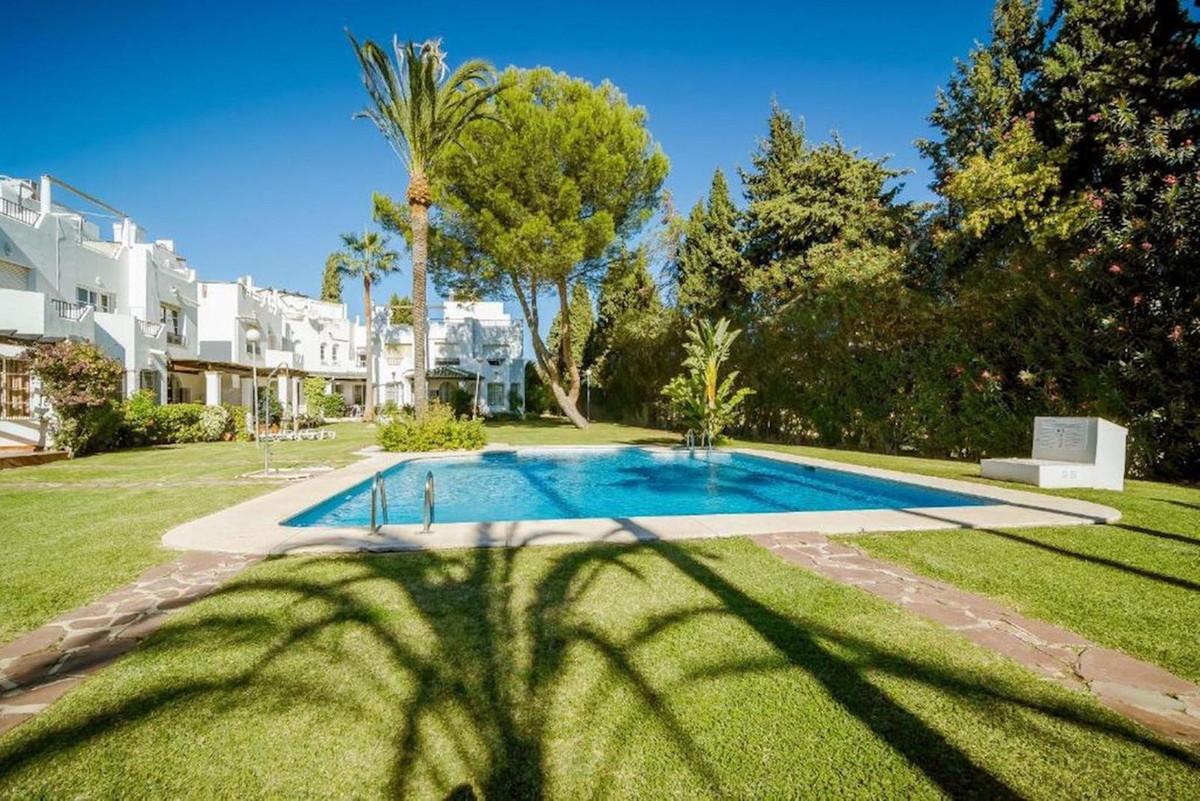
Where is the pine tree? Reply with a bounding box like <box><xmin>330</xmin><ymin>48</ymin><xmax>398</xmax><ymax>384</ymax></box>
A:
<box><xmin>388</xmin><ymin>292</ymin><xmax>414</xmax><ymax>326</ymax></box>
<box><xmin>320</xmin><ymin>253</ymin><xmax>344</xmax><ymax>303</ymax></box>
<box><xmin>741</xmin><ymin>103</ymin><xmax>916</xmax><ymax>311</ymax></box>
<box><xmin>675</xmin><ymin>169</ymin><xmax>748</xmax><ymax>320</ymax></box>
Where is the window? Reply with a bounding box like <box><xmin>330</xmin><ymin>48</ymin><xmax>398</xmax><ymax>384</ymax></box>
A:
<box><xmin>139</xmin><ymin>369</ymin><xmax>161</xmax><ymax>398</ymax></box>
<box><xmin>160</xmin><ymin>304</ymin><xmax>183</xmax><ymax>345</ymax></box>
<box><xmin>356</xmin><ymin>348</ymin><xmax>367</xmax><ymax>368</ymax></box>
<box><xmin>1</xmin><ymin>358</ymin><xmax>31</xmax><ymax>418</ymax></box>
<box><xmin>76</xmin><ymin>286</ymin><xmax>115</xmax><ymax>313</ymax></box>
<box><xmin>487</xmin><ymin>382</ymin><xmax>505</xmax><ymax>409</ymax></box>
<box><xmin>319</xmin><ymin>343</ymin><xmax>327</xmax><ymax>363</ymax></box>
<box><xmin>331</xmin><ymin>344</ymin><xmax>339</xmax><ymax>362</ymax></box>
<box><xmin>483</xmin><ymin>344</ymin><xmax>507</xmax><ymax>365</ymax></box>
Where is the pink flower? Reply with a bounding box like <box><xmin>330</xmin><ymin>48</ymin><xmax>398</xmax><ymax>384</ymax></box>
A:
<box><xmin>1091</xmin><ymin>196</ymin><xmax>1104</xmax><ymax>209</ymax></box>
<box><xmin>1132</xmin><ymin>294</ymin><xmax>1143</xmax><ymax>307</ymax></box>
<box><xmin>1087</xmin><ymin>113</ymin><xmax>1102</xmax><ymax>123</ymax></box>
<box><xmin>1108</xmin><ymin>263</ymin><xmax>1122</xmax><ymax>274</ymax></box>
<box><xmin>1169</xmin><ymin>325</ymin><xmax>1184</xmax><ymax>343</ymax></box>
<box><xmin>1165</xmin><ymin>174</ymin><xmax>1178</xmax><ymax>186</ymax></box>
<box><xmin>1140</xmin><ymin>241</ymin><xmax>1153</xmax><ymax>252</ymax></box>
<box><xmin>1025</xmin><ymin>110</ymin><xmax>1036</xmax><ymax>120</ymax></box>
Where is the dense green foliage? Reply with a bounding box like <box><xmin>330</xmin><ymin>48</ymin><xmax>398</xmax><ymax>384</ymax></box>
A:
<box><xmin>431</xmin><ymin>67</ymin><xmax>668</xmax><ymax>427</ymax></box>
<box><xmin>377</xmin><ymin>402</ymin><xmax>485</xmax><ymax>451</ymax></box>
<box><xmin>319</xmin><ymin>252</ymin><xmax>343</xmax><ymax>303</ymax></box>
<box><xmin>27</xmin><ymin>341</ymin><xmax>125</xmax><ymax>456</ymax></box>
<box><xmin>121</xmin><ymin>391</ymin><xmax>240</xmax><ymax>444</ymax></box>
<box><xmin>586</xmin><ymin>0</ymin><xmax>1200</xmax><ymax>477</ymax></box>
<box><xmin>387</xmin><ymin>291</ymin><xmax>414</xmax><ymax>325</ymax></box>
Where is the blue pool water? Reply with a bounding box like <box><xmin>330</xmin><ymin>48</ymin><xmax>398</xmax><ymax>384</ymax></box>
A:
<box><xmin>285</xmin><ymin>448</ymin><xmax>993</xmax><ymax>527</ymax></box>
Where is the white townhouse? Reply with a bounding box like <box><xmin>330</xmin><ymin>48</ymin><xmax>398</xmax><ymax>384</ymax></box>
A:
<box><xmin>0</xmin><ymin>175</ymin><xmax>202</xmax><ymax>447</ymax></box>
<box><xmin>256</xmin><ymin>286</ymin><xmax>526</xmax><ymax>416</ymax></box>
<box><xmin>0</xmin><ymin>173</ymin><xmax>525</xmax><ymax>450</ymax></box>
<box><xmin>194</xmin><ymin>276</ymin><xmax>304</xmax><ymax>416</ymax></box>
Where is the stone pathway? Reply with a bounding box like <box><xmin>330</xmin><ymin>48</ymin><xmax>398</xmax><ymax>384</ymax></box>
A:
<box><xmin>751</xmin><ymin>532</ymin><xmax>1200</xmax><ymax>748</ymax></box>
<box><xmin>0</xmin><ymin>552</ymin><xmax>258</xmax><ymax>736</ymax></box>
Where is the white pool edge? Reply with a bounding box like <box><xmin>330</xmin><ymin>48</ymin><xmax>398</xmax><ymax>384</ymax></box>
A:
<box><xmin>161</xmin><ymin>445</ymin><xmax>1121</xmax><ymax>556</ymax></box>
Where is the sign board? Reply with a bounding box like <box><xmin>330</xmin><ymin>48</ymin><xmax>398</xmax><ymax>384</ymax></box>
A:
<box><xmin>1032</xmin><ymin>418</ymin><xmax>1093</xmax><ymax>462</ymax></box>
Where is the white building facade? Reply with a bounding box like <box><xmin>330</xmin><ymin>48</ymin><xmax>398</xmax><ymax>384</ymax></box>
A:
<box><xmin>0</xmin><ymin>174</ymin><xmax>524</xmax><ymax>449</ymax></box>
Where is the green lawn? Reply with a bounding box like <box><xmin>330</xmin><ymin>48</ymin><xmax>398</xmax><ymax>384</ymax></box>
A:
<box><xmin>0</xmin><ymin>423</ymin><xmax>377</xmax><ymax>643</ymax></box>
<box><xmin>1</xmin><ymin>538</ymin><xmax>1196</xmax><ymax>798</ymax></box>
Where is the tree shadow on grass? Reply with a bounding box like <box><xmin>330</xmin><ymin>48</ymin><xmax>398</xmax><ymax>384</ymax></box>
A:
<box><xmin>898</xmin><ymin>508</ymin><xmax>1200</xmax><ymax>593</ymax></box>
<box><xmin>0</xmin><ymin>526</ymin><xmax>1195</xmax><ymax>798</ymax></box>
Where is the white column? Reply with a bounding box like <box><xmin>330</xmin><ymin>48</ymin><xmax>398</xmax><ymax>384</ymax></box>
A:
<box><xmin>277</xmin><ymin>374</ymin><xmax>289</xmax><ymax>417</ymax></box>
<box><xmin>39</xmin><ymin>176</ymin><xmax>52</xmax><ymax>216</ymax></box>
<box><xmin>204</xmin><ymin>371</ymin><xmax>221</xmax><ymax>407</ymax></box>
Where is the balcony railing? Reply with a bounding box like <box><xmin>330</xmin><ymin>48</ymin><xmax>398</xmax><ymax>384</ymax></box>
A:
<box><xmin>0</xmin><ymin>197</ymin><xmax>39</xmax><ymax>226</ymax></box>
<box><xmin>51</xmin><ymin>298</ymin><xmax>88</xmax><ymax>322</ymax></box>
<box><xmin>137</xmin><ymin>318</ymin><xmax>165</xmax><ymax>338</ymax></box>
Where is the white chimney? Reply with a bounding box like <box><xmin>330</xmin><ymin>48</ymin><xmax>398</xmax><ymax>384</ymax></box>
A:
<box><xmin>39</xmin><ymin>175</ymin><xmax>52</xmax><ymax>216</ymax></box>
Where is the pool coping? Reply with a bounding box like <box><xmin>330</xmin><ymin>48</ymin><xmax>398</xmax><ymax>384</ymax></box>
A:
<box><xmin>161</xmin><ymin>445</ymin><xmax>1121</xmax><ymax>556</ymax></box>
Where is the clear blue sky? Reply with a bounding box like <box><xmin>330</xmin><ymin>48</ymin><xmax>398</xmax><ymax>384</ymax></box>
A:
<box><xmin>1</xmin><ymin>0</ymin><xmax>993</xmax><ymax>328</ymax></box>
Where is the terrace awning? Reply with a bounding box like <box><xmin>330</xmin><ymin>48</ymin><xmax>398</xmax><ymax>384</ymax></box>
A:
<box><xmin>167</xmin><ymin>358</ymin><xmax>308</xmax><ymax>379</ymax></box>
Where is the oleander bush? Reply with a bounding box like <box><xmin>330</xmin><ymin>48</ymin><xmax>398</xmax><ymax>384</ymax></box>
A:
<box><xmin>377</xmin><ymin>403</ymin><xmax>486</xmax><ymax>452</ymax></box>
<box><xmin>27</xmin><ymin>341</ymin><xmax>124</xmax><ymax>456</ymax></box>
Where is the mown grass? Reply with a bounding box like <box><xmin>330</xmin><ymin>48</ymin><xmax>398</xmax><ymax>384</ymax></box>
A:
<box><xmin>0</xmin><ymin>538</ymin><xmax>1195</xmax><ymax>798</ymax></box>
<box><xmin>0</xmin><ymin>423</ymin><xmax>377</xmax><ymax>642</ymax></box>
<box><xmin>494</xmin><ymin>419</ymin><xmax>1200</xmax><ymax>682</ymax></box>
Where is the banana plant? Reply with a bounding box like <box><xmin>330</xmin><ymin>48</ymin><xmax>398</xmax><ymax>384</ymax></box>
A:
<box><xmin>661</xmin><ymin>317</ymin><xmax>754</xmax><ymax>442</ymax></box>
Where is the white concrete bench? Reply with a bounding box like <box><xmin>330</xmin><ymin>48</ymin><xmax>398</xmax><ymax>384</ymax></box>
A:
<box><xmin>981</xmin><ymin>416</ymin><xmax>1127</xmax><ymax>491</ymax></box>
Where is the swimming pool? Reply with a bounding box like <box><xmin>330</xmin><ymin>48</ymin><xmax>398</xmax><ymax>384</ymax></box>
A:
<box><xmin>285</xmin><ymin>448</ymin><xmax>995</xmax><ymax>528</ymax></box>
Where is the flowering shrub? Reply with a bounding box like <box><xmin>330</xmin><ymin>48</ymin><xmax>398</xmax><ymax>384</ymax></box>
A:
<box><xmin>27</xmin><ymin>341</ymin><xmax>124</xmax><ymax>456</ymax></box>
<box><xmin>377</xmin><ymin>403</ymin><xmax>485</xmax><ymax>452</ymax></box>
<box><xmin>121</xmin><ymin>392</ymin><xmax>237</xmax><ymax>444</ymax></box>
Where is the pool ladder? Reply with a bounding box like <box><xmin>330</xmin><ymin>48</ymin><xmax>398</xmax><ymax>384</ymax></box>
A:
<box><xmin>686</xmin><ymin>430</ymin><xmax>713</xmax><ymax>455</ymax></box>
<box><xmin>370</xmin><ymin>471</ymin><xmax>434</xmax><ymax>534</ymax></box>
<box><xmin>422</xmin><ymin>471</ymin><xmax>435</xmax><ymax>533</ymax></box>
<box><xmin>370</xmin><ymin>471</ymin><xmax>389</xmax><ymax>533</ymax></box>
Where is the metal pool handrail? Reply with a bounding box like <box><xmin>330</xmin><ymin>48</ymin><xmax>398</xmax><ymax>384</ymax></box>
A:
<box><xmin>423</xmin><ymin>471</ymin><xmax>435</xmax><ymax>533</ymax></box>
<box><xmin>370</xmin><ymin>471</ymin><xmax>389</xmax><ymax>533</ymax></box>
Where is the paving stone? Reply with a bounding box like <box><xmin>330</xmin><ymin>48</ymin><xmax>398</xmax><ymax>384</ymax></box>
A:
<box><xmin>900</xmin><ymin>599</ymin><xmax>979</xmax><ymax>629</ymax></box>
<box><xmin>3</xmin><ymin>650</ymin><xmax>65</xmax><ymax>688</ymax></box>
<box><xmin>0</xmin><ymin>675</ymin><xmax>85</xmax><ymax>706</ymax></box>
<box><xmin>1077</xmin><ymin>648</ymin><xmax>1196</xmax><ymax>695</ymax></box>
<box><xmin>0</xmin><ymin>627</ymin><xmax>65</xmax><ymax>661</ymax></box>
<box><xmin>0</xmin><ymin>711</ymin><xmax>37</xmax><ymax>737</ymax></box>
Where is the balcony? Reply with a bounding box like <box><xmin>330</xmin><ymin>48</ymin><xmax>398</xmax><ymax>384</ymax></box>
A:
<box><xmin>0</xmin><ymin>289</ymin><xmax>94</xmax><ymax>342</ymax></box>
<box><xmin>0</xmin><ymin>197</ymin><xmax>39</xmax><ymax>226</ymax></box>
<box><xmin>51</xmin><ymin>299</ymin><xmax>88</xmax><ymax>322</ymax></box>
<box><xmin>137</xmin><ymin>318</ymin><xmax>165</xmax><ymax>339</ymax></box>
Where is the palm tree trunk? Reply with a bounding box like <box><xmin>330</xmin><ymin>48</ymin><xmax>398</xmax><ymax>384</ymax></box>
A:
<box><xmin>410</xmin><ymin>199</ymin><xmax>430</xmax><ymax>416</ymax></box>
<box><xmin>363</xmin><ymin>278</ymin><xmax>375</xmax><ymax>422</ymax></box>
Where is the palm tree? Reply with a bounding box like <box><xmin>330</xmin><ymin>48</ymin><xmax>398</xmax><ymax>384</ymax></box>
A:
<box><xmin>329</xmin><ymin>231</ymin><xmax>399</xmax><ymax>422</ymax></box>
<box><xmin>347</xmin><ymin>32</ymin><xmax>502</xmax><ymax>416</ymax></box>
